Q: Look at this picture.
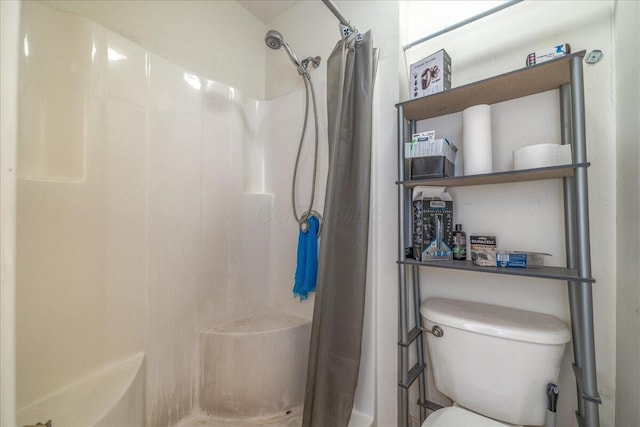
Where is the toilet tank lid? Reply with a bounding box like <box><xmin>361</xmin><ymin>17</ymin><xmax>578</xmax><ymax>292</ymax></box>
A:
<box><xmin>420</xmin><ymin>298</ymin><xmax>571</xmax><ymax>345</ymax></box>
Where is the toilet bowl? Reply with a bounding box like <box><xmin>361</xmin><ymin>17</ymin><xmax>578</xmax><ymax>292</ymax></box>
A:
<box><xmin>420</xmin><ymin>298</ymin><xmax>570</xmax><ymax>426</ymax></box>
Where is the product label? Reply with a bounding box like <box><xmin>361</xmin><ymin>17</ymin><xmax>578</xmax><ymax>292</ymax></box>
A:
<box><xmin>470</xmin><ymin>235</ymin><xmax>496</xmax><ymax>246</ymax></box>
<box><xmin>453</xmin><ymin>232</ymin><xmax>466</xmax><ymax>260</ymax></box>
<box><xmin>470</xmin><ymin>235</ymin><xmax>497</xmax><ymax>266</ymax></box>
<box><xmin>497</xmin><ymin>252</ymin><xmax>527</xmax><ymax>268</ymax></box>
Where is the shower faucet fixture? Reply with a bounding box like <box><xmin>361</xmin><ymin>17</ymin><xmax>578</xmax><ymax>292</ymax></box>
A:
<box><xmin>265</xmin><ymin>30</ymin><xmax>321</xmax><ymax>76</ymax></box>
<box><xmin>301</xmin><ymin>56</ymin><xmax>321</xmax><ymax>70</ymax></box>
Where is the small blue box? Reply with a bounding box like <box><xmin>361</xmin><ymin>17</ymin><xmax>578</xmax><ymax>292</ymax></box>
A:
<box><xmin>497</xmin><ymin>252</ymin><xmax>527</xmax><ymax>268</ymax></box>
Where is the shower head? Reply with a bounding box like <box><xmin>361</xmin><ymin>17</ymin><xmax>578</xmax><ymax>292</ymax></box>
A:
<box><xmin>264</xmin><ymin>29</ymin><xmax>302</xmax><ymax>69</ymax></box>
<box><xmin>265</xmin><ymin>30</ymin><xmax>284</xmax><ymax>50</ymax></box>
<box><xmin>265</xmin><ymin>30</ymin><xmax>321</xmax><ymax>76</ymax></box>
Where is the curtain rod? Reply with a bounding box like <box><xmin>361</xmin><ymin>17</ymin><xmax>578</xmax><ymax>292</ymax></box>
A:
<box><xmin>322</xmin><ymin>0</ymin><xmax>357</xmax><ymax>33</ymax></box>
<box><xmin>403</xmin><ymin>0</ymin><xmax>524</xmax><ymax>51</ymax></box>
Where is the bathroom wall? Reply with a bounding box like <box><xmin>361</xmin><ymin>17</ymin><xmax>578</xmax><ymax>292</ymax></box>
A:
<box><xmin>0</xmin><ymin>1</ymin><xmax>20</xmax><ymax>426</ymax></box>
<box><xmin>614</xmin><ymin>0</ymin><xmax>640</xmax><ymax>425</ymax></box>
<box><xmin>36</xmin><ymin>0</ymin><xmax>331</xmax><ymax>326</ymax></box>
<box><xmin>16</xmin><ymin>2</ymin><xmax>271</xmax><ymax>425</ymax></box>
<box><xmin>403</xmin><ymin>1</ymin><xmax>618</xmax><ymax>426</ymax></box>
<box><xmin>40</xmin><ymin>0</ymin><xmax>267</xmax><ymax>100</ymax></box>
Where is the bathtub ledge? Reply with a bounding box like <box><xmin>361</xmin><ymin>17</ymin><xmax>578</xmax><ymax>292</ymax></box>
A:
<box><xmin>17</xmin><ymin>352</ymin><xmax>145</xmax><ymax>427</ymax></box>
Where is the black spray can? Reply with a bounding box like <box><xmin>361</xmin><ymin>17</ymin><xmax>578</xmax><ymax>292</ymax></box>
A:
<box><xmin>453</xmin><ymin>224</ymin><xmax>467</xmax><ymax>260</ymax></box>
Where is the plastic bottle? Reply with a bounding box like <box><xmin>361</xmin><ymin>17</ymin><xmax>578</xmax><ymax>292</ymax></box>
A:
<box><xmin>453</xmin><ymin>224</ymin><xmax>467</xmax><ymax>260</ymax></box>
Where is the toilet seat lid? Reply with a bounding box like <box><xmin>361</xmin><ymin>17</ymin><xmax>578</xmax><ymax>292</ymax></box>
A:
<box><xmin>422</xmin><ymin>406</ymin><xmax>509</xmax><ymax>427</ymax></box>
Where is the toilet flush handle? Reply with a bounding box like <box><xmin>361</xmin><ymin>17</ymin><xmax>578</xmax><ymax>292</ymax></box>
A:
<box><xmin>420</xmin><ymin>324</ymin><xmax>444</xmax><ymax>338</ymax></box>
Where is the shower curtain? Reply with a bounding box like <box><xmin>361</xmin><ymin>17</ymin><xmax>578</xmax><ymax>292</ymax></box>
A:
<box><xmin>302</xmin><ymin>30</ymin><xmax>378</xmax><ymax>427</ymax></box>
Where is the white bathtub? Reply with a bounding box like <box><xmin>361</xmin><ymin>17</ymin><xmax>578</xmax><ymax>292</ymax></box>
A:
<box><xmin>17</xmin><ymin>352</ymin><xmax>145</xmax><ymax>427</ymax></box>
<box><xmin>200</xmin><ymin>311</ymin><xmax>311</xmax><ymax>418</ymax></box>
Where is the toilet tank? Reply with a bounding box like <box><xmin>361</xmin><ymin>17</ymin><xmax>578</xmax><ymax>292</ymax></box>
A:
<box><xmin>420</xmin><ymin>298</ymin><xmax>571</xmax><ymax>426</ymax></box>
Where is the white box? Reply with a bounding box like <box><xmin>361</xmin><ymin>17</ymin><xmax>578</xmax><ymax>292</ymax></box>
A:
<box><xmin>405</xmin><ymin>139</ymin><xmax>458</xmax><ymax>163</ymax></box>
<box><xmin>526</xmin><ymin>44</ymin><xmax>570</xmax><ymax>66</ymax></box>
<box><xmin>410</xmin><ymin>49</ymin><xmax>451</xmax><ymax>99</ymax></box>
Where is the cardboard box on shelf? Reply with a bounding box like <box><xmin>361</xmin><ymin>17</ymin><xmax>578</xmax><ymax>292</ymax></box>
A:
<box><xmin>412</xmin><ymin>187</ymin><xmax>454</xmax><ymax>262</ymax></box>
<box><xmin>526</xmin><ymin>44</ymin><xmax>570</xmax><ymax>67</ymax></box>
<box><xmin>496</xmin><ymin>251</ymin><xmax>551</xmax><ymax>268</ymax></box>
<box><xmin>470</xmin><ymin>235</ymin><xmax>497</xmax><ymax>266</ymax></box>
<box><xmin>496</xmin><ymin>251</ymin><xmax>527</xmax><ymax>268</ymax></box>
<box><xmin>410</xmin><ymin>49</ymin><xmax>451</xmax><ymax>99</ymax></box>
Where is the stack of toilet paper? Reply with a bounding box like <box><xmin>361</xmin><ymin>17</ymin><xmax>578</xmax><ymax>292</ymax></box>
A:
<box><xmin>513</xmin><ymin>143</ymin><xmax>572</xmax><ymax>170</ymax></box>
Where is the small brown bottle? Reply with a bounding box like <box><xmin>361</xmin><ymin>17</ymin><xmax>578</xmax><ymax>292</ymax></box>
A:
<box><xmin>453</xmin><ymin>224</ymin><xmax>467</xmax><ymax>260</ymax></box>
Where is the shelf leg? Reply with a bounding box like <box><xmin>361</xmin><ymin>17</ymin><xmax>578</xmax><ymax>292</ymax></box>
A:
<box><xmin>397</xmin><ymin>105</ymin><xmax>410</xmax><ymax>427</ymax></box>
<box><xmin>570</xmin><ymin>56</ymin><xmax>600</xmax><ymax>427</ymax></box>
<box><xmin>560</xmin><ymin>83</ymin><xmax>587</xmax><ymax>420</ymax></box>
<box><xmin>398</xmin><ymin>263</ymin><xmax>410</xmax><ymax>427</ymax></box>
<box><xmin>412</xmin><ymin>267</ymin><xmax>428</xmax><ymax>423</ymax></box>
<box><xmin>576</xmin><ymin>282</ymin><xmax>601</xmax><ymax>427</ymax></box>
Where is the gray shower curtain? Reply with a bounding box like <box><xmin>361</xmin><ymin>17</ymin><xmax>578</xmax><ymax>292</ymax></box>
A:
<box><xmin>302</xmin><ymin>30</ymin><xmax>378</xmax><ymax>427</ymax></box>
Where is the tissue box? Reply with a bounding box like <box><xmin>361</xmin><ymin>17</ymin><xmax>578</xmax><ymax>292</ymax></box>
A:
<box><xmin>410</xmin><ymin>49</ymin><xmax>452</xmax><ymax>99</ymax></box>
<box><xmin>412</xmin><ymin>187</ymin><xmax>454</xmax><ymax>261</ymax></box>
<box><xmin>470</xmin><ymin>235</ymin><xmax>497</xmax><ymax>266</ymax></box>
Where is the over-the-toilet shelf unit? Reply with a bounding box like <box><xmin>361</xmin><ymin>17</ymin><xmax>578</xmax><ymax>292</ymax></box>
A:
<box><xmin>395</xmin><ymin>51</ymin><xmax>600</xmax><ymax>427</ymax></box>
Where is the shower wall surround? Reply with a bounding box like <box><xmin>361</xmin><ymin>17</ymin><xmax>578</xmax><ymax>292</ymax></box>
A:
<box><xmin>17</xmin><ymin>2</ymin><xmax>318</xmax><ymax>425</ymax></box>
<box><xmin>39</xmin><ymin>0</ymin><xmax>268</xmax><ymax>100</ymax></box>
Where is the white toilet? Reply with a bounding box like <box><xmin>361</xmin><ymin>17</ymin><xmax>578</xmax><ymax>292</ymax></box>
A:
<box><xmin>420</xmin><ymin>298</ymin><xmax>571</xmax><ymax>427</ymax></box>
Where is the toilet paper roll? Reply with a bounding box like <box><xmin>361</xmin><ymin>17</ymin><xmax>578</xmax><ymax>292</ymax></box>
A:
<box><xmin>513</xmin><ymin>143</ymin><xmax>573</xmax><ymax>170</ymax></box>
<box><xmin>462</xmin><ymin>104</ymin><xmax>493</xmax><ymax>175</ymax></box>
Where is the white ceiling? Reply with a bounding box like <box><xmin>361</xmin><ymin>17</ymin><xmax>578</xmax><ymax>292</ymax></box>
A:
<box><xmin>236</xmin><ymin>0</ymin><xmax>300</xmax><ymax>24</ymax></box>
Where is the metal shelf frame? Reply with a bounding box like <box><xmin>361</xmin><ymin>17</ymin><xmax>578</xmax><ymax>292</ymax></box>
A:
<box><xmin>396</xmin><ymin>52</ymin><xmax>600</xmax><ymax>427</ymax></box>
<box><xmin>397</xmin><ymin>162</ymin><xmax>590</xmax><ymax>188</ymax></box>
<box><xmin>398</xmin><ymin>259</ymin><xmax>594</xmax><ymax>283</ymax></box>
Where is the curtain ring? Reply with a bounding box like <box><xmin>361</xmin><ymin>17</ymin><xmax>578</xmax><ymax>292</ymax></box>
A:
<box><xmin>299</xmin><ymin>210</ymin><xmax>323</xmax><ymax>236</ymax></box>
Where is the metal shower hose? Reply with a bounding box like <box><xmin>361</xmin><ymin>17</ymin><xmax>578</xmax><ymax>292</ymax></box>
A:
<box><xmin>291</xmin><ymin>71</ymin><xmax>320</xmax><ymax>233</ymax></box>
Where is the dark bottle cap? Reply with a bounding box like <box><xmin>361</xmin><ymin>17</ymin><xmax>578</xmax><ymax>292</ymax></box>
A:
<box><xmin>455</xmin><ymin>224</ymin><xmax>463</xmax><ymax>231</ymax></box>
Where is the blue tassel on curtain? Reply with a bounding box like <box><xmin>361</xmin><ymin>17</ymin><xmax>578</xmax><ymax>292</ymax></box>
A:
<box><xmin>293</xmin><ymin>214</ymin><xmax>320</xmax><ymax>300</ymax></box>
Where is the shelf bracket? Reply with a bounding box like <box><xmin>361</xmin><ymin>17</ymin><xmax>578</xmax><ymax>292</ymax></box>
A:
<box><xmin>418</xmin><ymin>399</ymin><xmax>444</xmax><ymax>412</ymax></box>
<box><xmin>573</xmin><ymin>363</ymin><xmax>602</xmax><ymax>403</ymax></box>
<box><xmin>398</xmin><ymin>363</ymin><xmax>426</xmax><ymax>389</ymax></box>
<box><xmin>398</xmin><ymin>326</ymin><xmax>422</xmax><ymax>347</ymax></box>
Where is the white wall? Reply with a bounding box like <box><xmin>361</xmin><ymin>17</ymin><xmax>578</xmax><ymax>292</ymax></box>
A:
<box><xmin>0</xmin><ymin>2</ymin><xmax>20</xmax><ymax>426</ymax></box>
<box><xmin>41</xmin><ymin>0</ymin><xmax>267</xmax><ymax>100</ymax></box>
<box><xmin>403</xmin><ymin>1</ymin><xmax>617</xmax><ymax>426</ymax></box>
<box><xmin>614</xmin><ymin>0</ymin><xmax>640</xmax><ymax>425</ymax></box>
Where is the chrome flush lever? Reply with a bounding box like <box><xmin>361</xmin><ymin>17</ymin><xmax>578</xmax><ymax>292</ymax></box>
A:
<box><xmin>420</xmin><ymin>324</ymin><xmax>444</xmax><ymax>338</ymax></box>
